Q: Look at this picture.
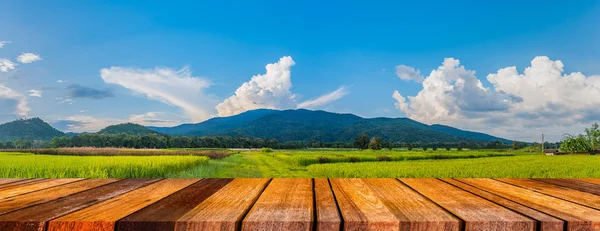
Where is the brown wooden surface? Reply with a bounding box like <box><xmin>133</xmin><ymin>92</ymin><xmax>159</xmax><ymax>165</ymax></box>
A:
<box><xmin>175</xmin><ymin>178</ymin><xmax>270</xmax><ymax>231</ymax></box>
<box><xmin>0</xmin><ymin>178</ymin><xmax>83</xmax><ymax>199</ymax></box>
<box><xmin>498</xmin><ymin>178</ymin><xmax>600</xmax><ymax>210</ymax></box>
<box><xmin>457</xmin><ymin>178</ymin><xmax>600</xmax><ymax>231</ymax></box>
<box><xmin>330</xmin><ymin>178</ymin><xmax>399</xmax><ymax>231</ymax></box>
<box><xmin>0</xmin><ymin>178</ymin><xmax>160</xmax><ymax>231</ymax></box>
<box><xmin>574</xmin><ymin>178</ymin><xmax>600</xmax><ymax>185</ymax></box>
<box><xmin>0</xmin><ymin>178</ymin><xmax>599</xmax><ymax>231</ymax></box>
<box><xmin>400</xmin><ymin>178</ymin><xmax>534</xmax><ymax>231</ymax></box>
<box><xmin>242</xmin><ymin>178</ymin><xmax>313</xmax><ymax>231</ymax></box>
<box><xmin>441</xmin><ymin>178</ymin><xmax>564</xmax><ymax>231</ymax></box>
<box><xmin>47</xmin><ymin>179</ymin><xmax>199</xmax><ymax>231</ymax></box>
<box><xmin>0</xmin><ymin>179</ymin><xmax>119</xmax><ymax>215</ymax></box>
<box><xmin>117</xmin><ymin>178</ymin><xmax>233</xmax><ymax>231</ymax></box>
<box><xmin>314</xmin><ymin>178</ymin><xmax>341</xmax><ymax>231</ymax></box>
<box><xmin>534</xmin><ymin>178</ymin><xmax>600</xmax><ymax>195</ymax></box>
<box><xmin>364</xmin><ymin>179</ymin><xmax>461</xmax><ymax>231</ymax></box>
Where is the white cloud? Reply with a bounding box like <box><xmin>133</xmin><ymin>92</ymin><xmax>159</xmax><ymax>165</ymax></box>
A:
<box><xmin>29</xmin><ymin>90</ymin><xmax>42</xmax><ymax>97</ymax></box>
<box><xmin>55</xmin><ymin>115</ymin><xmax>125</xmax><ymax>132</ymax></box>
<box><xmin>0</xmin><ymin>85</ymin><xmax>29</xmax><ymax>116</ymax></box>
<box><xmin>0</xmin><ymin>41</ymin><xmax>10</xmax><ymax>48</ymax></box>
<box><xmin>128</xmin><ymin>111</ymin><xmax>186</xmax><ymax>127</ymax></box>
<box><xmin>298</xmin><ymin>86</ymin><xmax>349</xmax><ymax>109</ymax></box>
<box><xmin>0</xmin><ymin>59</ymin><xmax>17</xmax><ymax>72</ymax></box>
<box><xmin>393</xmin><ymin>56</ymin><xmax>600</xmax><ymax>141</ymax></box>
<box><xmin>57</xmin><ymin>98</ymin><xmax>75</xmax><ymax>105</ymax></box>
<box><xmin>216</xmin><ymin>56</ymin><xmax>297</xmax><ymax>116</ymax></box>
<box><xmin>396</xmin><ymin>65</ymin><xmax>424</xmax><ymax>82</ymax></box>
<box><xmin>17</xmin><ymin>53</ymin><xmax>42</xmax><ymax>64</ymax></box>
<box><xmin>101</xmin><ymin>66</ymin><xmax>215</xmax><ymax>122</ymax></box>
<box><xmin>57</xmin><ymin>80</ymin><xmax>66</xmax><ymax>83</ymax></box>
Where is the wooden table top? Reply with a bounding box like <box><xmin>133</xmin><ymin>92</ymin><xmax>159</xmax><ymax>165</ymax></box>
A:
<box><xmin>0</xmin><ymin>178</ymin><xmax>599</xmax><ymax>231</ymax></box>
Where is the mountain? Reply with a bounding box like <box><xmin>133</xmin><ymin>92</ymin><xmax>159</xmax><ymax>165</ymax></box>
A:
<box><xmin>0</xmin><ymin>118</ymin><xmax>65</xmax><ymax>142</ymax></box>
<box><xmin>149</xmin><ymin>109</ymin><xmax>512</xmax><ymax>143</ymax></box>
<box><xmin>98</xmin><ymin>123</ymin><xmax>158</xmax><ymax>135</ymax></box>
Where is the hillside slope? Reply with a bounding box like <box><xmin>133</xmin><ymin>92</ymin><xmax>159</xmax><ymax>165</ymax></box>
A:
<box><xmin>98</xmin><ymin>123</ymin><xmax>158</xmax><ymax>135</ymax></box>
<box><xmin>0</xmin><ymin>118</ymin><xmax>65</xmax><ymax>141</ymax></box>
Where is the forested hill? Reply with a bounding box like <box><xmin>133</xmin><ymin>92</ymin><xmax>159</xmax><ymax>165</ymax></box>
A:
<box><xmin>149</xmin><ymin>109</ymin><xmax>512</xmax><ymax>143</ymax></box>
<box><xmin>0</xmin><ymin>118</ymin><xmax>65</xmax><ymax>142</ymax></box>
<box><xmin>98</xmin><ymin>123</ymin><xmax>158</xmax><ymax>135</ymax></box>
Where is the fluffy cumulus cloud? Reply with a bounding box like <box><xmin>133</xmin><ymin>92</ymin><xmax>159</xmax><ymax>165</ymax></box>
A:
<box><xmin>0</xmin><ymin>85</ymin><xmax>29</xmax><ymax>116</ymax></box>
<box><xmin>101</xmin><ymin>66</ymin><xmax>215</xmax><ymax>122</ymax></box>
<box><xmin>16</xmin><ymin>53</ymin><xmax>42</xmax><ymax>64</ymax></box>
<box><xmin>298</xmin><ymin>86</ymin><xmax>349</xmax><ymax>109</ymax></box>
<box><xmin>0</xmin><ymin>59</ymin><xmax>16</xmax><ymax>72</ymax></box>
<box><xmin>396</xmin><ymin>65</ymin><xmax>424</xmax><ymax>82</ymax></box>
<box><xmin>393</xmin><ymin>56</ymin><xmax>600</xmax><ymax>141</ymax></box>
<box><xmin>28</xmin><ymin>90</ymin><xmax>42</xmax><ymax>97</ymax></box>
<box><xmin>216</xmin><ymin>56</ymin><xmax>297</xmax><ymax>116</ymax></box>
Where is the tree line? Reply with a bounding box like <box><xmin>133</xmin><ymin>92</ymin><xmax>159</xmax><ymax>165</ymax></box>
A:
<box><xmin>0</xmin><ymin>132</ymin><xmax>526</xmax><ymax>150</ymax></box>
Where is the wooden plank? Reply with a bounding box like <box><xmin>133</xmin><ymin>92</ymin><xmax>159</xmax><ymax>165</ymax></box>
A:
<box><xmin>117</xmin><ymin>178</ymin><xmax>233</xmax><ymax>231</ymax></box>
<box><xmin>175</xmin><ymin>178</ymin><xmax>270</xmax><ymax>231</ymax></box>
<box><xmin>498</xmin><ymin>178</ymin><xmax>600</xmax><ymax>210</ymax></box>
<box><xmin>0</xmin><ymin>179</ymin><xmax>120</xmax><ymax>215</ymax></box>
<box><xmin>0</xmin><ymin>179</ymin><xmax>25</xmax><ymax>186</ymax></box>
<box><xmin>0</xmin><ymin>178</ymin><xmax>160</xmax><ymax>231</ymax></box>
<box><xmin>364</xmin><ymin>179</ymin><xmax>460</xmax><ymax>231</ymax></box>
<box><xmin>457</xmin><ymin>178</ymin><xmax>600</xmax><ymax>231</ymax></box>
<box><xmin>441</xmin><ymin>179</ymin><xmax>564</xmax><ymax>231</ymax></box>
<box><xmin>534</xmin><ymin>178</ymin><xmax>600</xmax><ymax>195</ymax></box>
<box><xmin>314</xmin><ymin>178</ymin><xmax>341</xmax><ymax>231</ymax></box>
<box><xmin>242</xmin><ymin>178</ymin><xmax>313</xmax><ymax>231</ymax></box>
<box><xmin>400</xmin><ymin>178</ymin><xmax>534</xmax><ymax>231</ymax></box>
<box><xmin>47</xmin><ymin>178</ymin><xmax>198</xmax><ymax>231</ymax></box>
<box><xmin>574</xmin><ymin>178</ymin><xmax>600</xmax><ymax>185</ymax></box>
<box><xmin>0</xmin><ymin>179</ymin><xmax>46</xmax><ymax>190</ymax></box>
<box><xmin>330</xmin><ymin>178</ymin><xmax>399</xmax><ymax>231</ymax></box>
<box><xmin>0</xmin><ymin>178</ymin><xmax>83</xmax><ymax>199</ymax></box>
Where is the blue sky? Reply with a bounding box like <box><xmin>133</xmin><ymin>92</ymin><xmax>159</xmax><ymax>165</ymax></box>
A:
<box><xmin>1</xmin><ymin>0</ymin><xmax>599</xmax><ymax>141</ymax></box>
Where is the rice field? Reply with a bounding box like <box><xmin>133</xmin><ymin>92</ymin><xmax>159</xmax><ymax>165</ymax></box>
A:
<box><xmin>0</xmin><ymin>152</ymin><xmax>208</xmax><ymax>178</ymax></box>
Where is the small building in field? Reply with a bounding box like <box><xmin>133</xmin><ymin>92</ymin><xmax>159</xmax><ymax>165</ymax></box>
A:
<box><xmin>543</xmin><ymin>149</ymin><xmax>559</xmax><ymax>155</ymax></box>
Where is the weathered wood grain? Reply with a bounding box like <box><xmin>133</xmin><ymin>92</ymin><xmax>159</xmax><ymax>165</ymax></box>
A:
<box><xmin>457</xmin><ymin>178</ymin><xmax>600</xmax><ymax>231</ymax></box>
<box><xmin>0</xmin><ymin>179</ymin><xmax>46</xmax><ymax>191</ymax></box>
<box><xmin>534</xmin><ymin>178</ymin><xmax>600</xmax><ymax>195</ymax></box>
<box><xmin>117</xmin><ymin>178</ymin><xmax>233</xmax><ymax>231</ymax></box>
<box><xmin>0</xmin><ymin>179</ymin><xmax>25</xmax><ymax>186</ymax></box>
<box><xmin>175</xmin><ymin>178</ymin><xmax>270</xmax><ymax>231</ymax></box>
<box><xmin>364</xmin><ymin>179</ymin><xmax>461</xmax><ymax>231</ymax></box>
<box><xmin>47</xmin><ymin>178</ymin><xmax>198</xmax><ymax>231</ymax></box>
<box><xmin>574</xmin><ymin>178</ymin><xmax>600</xmax><ymax>185</ymax></box>
<box><xmin>0</xmin><ymin>178</ymin><xmax>83</xmax><ymax>199</ymax></box>
<box><xmin>400</xmin><ymin>178</ymin><xmax>534</xmax><ymax>231</ymax></box>
<box><xmin>330</xmin><ymin>178</ymin><xmax>399</xmax><ymax>231</ymax></box>
<box><xmin>0</xmin><ymin>178</ymin><xmax>160</xmax><ymax>231</ymax></box>
<box><xmin>314</xmin><ymin>178</ymin><xmax>341</xmax><ymax>231</ymax></box>
<box><xmin>0</xmin><ymin>179</ymin><xmax>119</xmax><ymax>215</ymax></box>
<box><xmin>498</xmin><ymin>178</ymin><xmax>600</xmax><ymax>210</ymax></box>
<box><xmin>242</xmin><ymin>178</ymin><xmax>313</xmax><ymax>231</ymax></box>
<box><xmin>441</xmin><ymin>178</ymin><xmax>564</xmax><ymax>231</ymax></box>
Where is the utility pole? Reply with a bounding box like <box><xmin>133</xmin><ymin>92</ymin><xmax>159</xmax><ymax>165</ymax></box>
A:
<box><xmin>541</xmin><ymin>134</ymin><xmax>545</xmax><ymax>152</ymax></box>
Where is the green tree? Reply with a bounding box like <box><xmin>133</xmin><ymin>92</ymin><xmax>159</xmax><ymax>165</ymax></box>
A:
<box><xmin>354</xmin><ymin>133</ymin><xmax>370</xmax><ymax>150</ymax></box>
<box><xmin>369</xmin><ymin>137</ymin><xmax>382</xmax><ymax>150</ymax></box>
<box><xmin>513</xmin><ymin>140</ymin><xmax>519</xmax><ymax>150</ymax></box>
<box><xmin>585</xmin><ymin>123</ymin><xmax>600</xmax><ymax>150</ymax></box>
<box><xmin>559</xmin><ymin>134</ymin><xmax>591</xmax><ymax>153</ymax></box>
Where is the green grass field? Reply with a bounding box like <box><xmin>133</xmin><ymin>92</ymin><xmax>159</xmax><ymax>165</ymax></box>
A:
<box><xmin>1</xmin><ymin>149</ymin><xmax>598</xmax><ymax>178</ymax></box>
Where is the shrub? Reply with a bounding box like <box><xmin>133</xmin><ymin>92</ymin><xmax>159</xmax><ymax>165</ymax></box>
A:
<box><xmin>422</xmin><ymin>147</ymin><xmax>428</xmax><ymax>151</ymax></box>
<box><xmin>260</xmin><ymin>148</ymin><xmax>273</xmax><ymax>153</ymax></box>
<box><xmin>432</xmin><ymin>147</ymin><xmax>438</xmax><ymax>151</ymax></box>
<box><xmin>445</xmin><ymin>147</ymin><xmax>451</xmax><ymax>151</ymax></box>
<box><xmin>318</xmin><ymin>156</ymin><xmax>330</xmax><ymax>164</ymax></box>
<box><xmin>349</xmin><ymin>157</ymin><xmax>360</xmax><ymax>163</ymax></box>
<box><xmin>457</xmin><ymin>147</ymin><xmax>463</xmax><ymax>151</ymax></box>
<box><xmin>377</xmin><ymin>155</ymin><xmax>392</xmax><ymax>162</ymax></box>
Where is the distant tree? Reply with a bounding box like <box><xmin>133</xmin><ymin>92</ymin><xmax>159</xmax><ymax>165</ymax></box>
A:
<box><xmin>432</xmin><ymin>146</ymin><xmax>438</xmax><ymax>151</ymax></box>
<box><xmin>407</xmin><ymin>143</ymin><xmax>413</xmax><ymax>151</ymax></box>
<box><xmin>513</xmin><ymin>140</ymin><xmax>519</xmax><ymax>150</ymax></box>
<box><xmin>369</xmin><ymin>137</ymin><xmax>382</xmax><ymax>150</ymax></box>
<box><xmin>445</xmin><ymin>147</ymin><xmax>451</xmax><ymax>151</ymax></box>
<box><xmin>422</xmin><ymin>147</ymin><xmax>428</xmax><ymax>151</ymax></box>
<box><xmin>560</xmin><ymin>134</ymin><xmax>591</xmax><ymax>153</ymax></box>
<box><xmin>354</xmin><ymin>133</ymin><xmax>370</xmax><ymax>150</ymax></box>
<box><xmin>585</xmin><ymin>123</ymin><xmax>600</xmax><ymax>151</ymax></box>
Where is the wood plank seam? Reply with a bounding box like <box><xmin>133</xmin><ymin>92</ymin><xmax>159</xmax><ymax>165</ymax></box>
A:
<box><xmin>395</xmin><ymin>179</ymin><xmax>466</xmax><ymax>230</ymax></box>
<box><xmin>3</xmin><ymin>179</ymin><xmax>88</xmax><ymax>199</ymax></box>
<box><xmin>232</xmin><ymin>178</ymin><xmax>273</xmax><ymax>230</ymax></box>
<box><xmin>492</xmin><ymin>178</ymin><xmax>600</xmax><ymax>212</ymax></box>
<box><xmin>327</xmin><ymin>178</ymin><xmax>344</xmax><ymax>231</ymax></box>
<box><xmin>441</xmin><ymin>179</ymin><xmax>565</xmax><ymax>231</ymax></box>
<box><xmin>531</xmin><ymin>178</ymin><xmax>600</xmax><ymax>196</ymax></box>
<box><xmin>312</xmin><ymin>178</ymin><xmax>317</xmax><ymax>231</ymax></box>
